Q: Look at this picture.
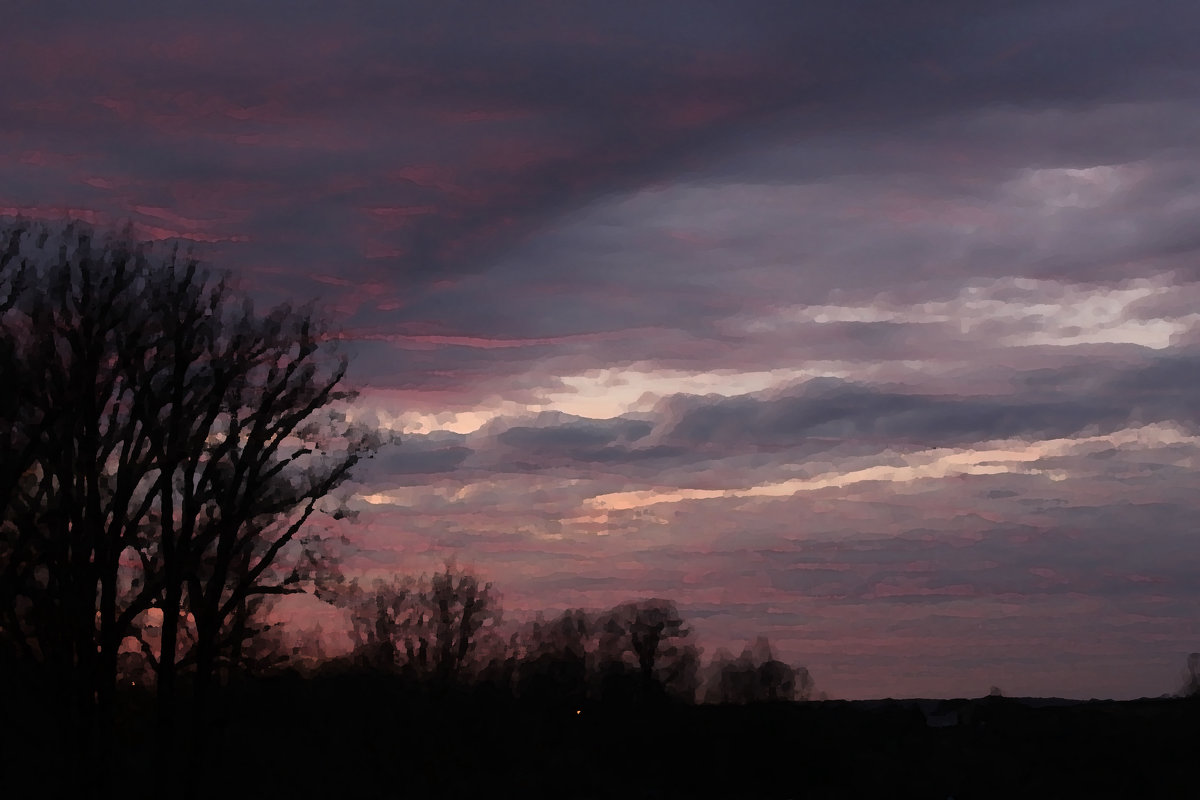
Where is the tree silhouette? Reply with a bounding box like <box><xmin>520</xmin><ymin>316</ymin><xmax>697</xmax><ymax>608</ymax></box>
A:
<box><xmin>514</xmin><ymin>609</ymin><xmax>591</xmax><ymax>707</ymax></box>
<box><xmin>595</xmin><ymin>598</ymin><xmax>693</xmax><ymax>702</ymax></box>
<box><xmin>1181</xmin><ymin>652</ymin><xmax>1200</xmax><ymax>698</ymax></box>
<box><xmin>0</xmin><ymin>221</ymin><xmax>190</xmax><ymax>786</ymax></box>
<box><xmin>704</xmin><ymin>637</ymin><xmax>813</xmax><ymax>704</ymax></box>
<box><xmin>338</xmin><ymin>574</ymin><xmax>425</xmax><ymax>670</ymax></box>
<box><xmin>337</xmin><ymin>565</ymin><xmax>499</xmax><ymax>683</ymax></box>
<box><xmin>0</xmin><ymin>220</ymin><xmax>370</xmax><ymax>790</ymax></box>
<box><xmin>429</xmin><ymin>566</ymin><xmax>498</xmax><ymax>681</ymax></box>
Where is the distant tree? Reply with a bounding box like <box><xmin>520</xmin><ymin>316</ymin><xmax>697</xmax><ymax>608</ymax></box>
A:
<box><xmin>340</xmin><ymin>575</ymin><xmax>421</xmax><ymax>670</ymax></box>
<box><xmin>1181</xmin><ymin>652</ymin><xmax>1200</xmax><ymax>698</ymax></box>
<box><xmin>656</xmin><ymin>639</ymin><xmax>702</xmax><ymax>702</ymax></box>
<box><xmin>429</xmin><ymin>566</ymin><xmax>498</xmax><ymax>681</ymax></box>
<box><xmin>0</xmin><ymin>220</ymin><xmax>371</xmax><ymax>789</ymax></box>
<box><xmin>595</xmin><ymin>598</ymin><xmax>694</xmax><ymax>702</ymax></box>
<box><xmin>704</xmin><ymin>637</ymin><xmax>813</xmax><ymax>704</ymax></box>
<box><xmin>337</xmin><ymin>565</ymin><xmax>500</xmax><ymax>683</ymax></box>
<box><xmin>513</xmin><ymin>610</ymin><xmax>591</xmax><ymax>706</ymax></box>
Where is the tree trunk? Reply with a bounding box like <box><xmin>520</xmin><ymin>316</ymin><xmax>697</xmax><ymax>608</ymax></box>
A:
<box><xmin>154</xmin><ymin>579</ymin><xmax>182</xmax><ymax>793</ymax></box>
<box><xmin>185</xmin><ymin>629</ymin><xmax>217</xmax><ymax>800</ymax></box>
<box><xmin>94</xmin><ymin>555</ymin><xmax>122</xmax><ymax>799</ymax></box>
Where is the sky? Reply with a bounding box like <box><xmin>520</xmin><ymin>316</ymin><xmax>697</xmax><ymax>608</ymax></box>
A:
<box><xmin>4</xmin><ymin>0</ymin><xmax>1200</xmax><ymax>700</ymax></box>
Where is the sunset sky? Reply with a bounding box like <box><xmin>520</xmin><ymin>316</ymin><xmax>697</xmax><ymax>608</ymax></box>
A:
<box><xmin>5</xmin><ymin>1</ymin><xmax>1200</xmax><ymax>700</ymax></box>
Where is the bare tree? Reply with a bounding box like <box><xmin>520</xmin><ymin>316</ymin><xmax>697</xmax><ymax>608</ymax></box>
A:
<box><xmin>429</xmin><ymin>566</ymin><xmax>498</xmax><ymax>681</ymax></box>
<box><xmin>1</xmin><ymin>221</ymin><xmax>187</xmax><ymax>786</ymax></box>
<box><xmin>155</xmin><ymin>284</ymin><xmax>369</xmax><ymax>739</ymax></box>
<box><xmin>0</xmin><ymin>220</ymin><xmax>371</xmax><ymax>789</ymax></box>
<box><xmin>704</xmin><ymin>637</ymin><xmax>813</xmax><ymax>704</ymax></box>
<box><xmin>596</xmin><ymin>599</ymin><xmax>693</xmax><ymax>701</ymax></box>
<box><xmin>340</xmin><ymin>574</ymin><xmax>427</xmax><ymax>670</ymax></box>
<box><xmin>337</xmin><ymin>565</ymin><xmax>500</xmax><ymax>683</ymax></box>
<box><xmin>514</xmin><ymin>609</ymin><xmax>591</xmax><ymax>706</ymax></box>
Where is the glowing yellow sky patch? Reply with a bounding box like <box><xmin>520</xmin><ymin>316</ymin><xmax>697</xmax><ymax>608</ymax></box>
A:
<box><xmin>539</xmin><ymin>365</ymin><xmax>850</xmax><ymax>418</ymax></box>
<box><xmin>349</xmin><ymin>406</ymin><xmax>503</xmax><ymax>435</ymax></box>
<box><xmin>583</xmin><ymin>455</ymin><xmax>1018</xmax><ymax>512</ymax></box>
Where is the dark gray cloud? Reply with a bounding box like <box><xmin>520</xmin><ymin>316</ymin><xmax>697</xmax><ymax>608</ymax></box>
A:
<box><xmin>6</xmin><ymin>1</ymin><xmax>1199</xmax><ymax>301</ymax></box>
<box><xmin>657</xmin><ymin>365</ymin><xmax>1200</xmax><ymax>454</ymax></box>
<box><xmin>370</xmin><ymin>444</ymin><xmax>472</xmax><ymax>476</ymax></box>
<box><xmin>496</xmin><ymin>418</ymin><xmax>652</xmax><ymax>450</ymax></box>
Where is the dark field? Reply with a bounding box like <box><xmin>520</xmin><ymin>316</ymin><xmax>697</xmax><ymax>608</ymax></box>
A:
<box><xmin>4</xmin><ymin>673</ymin><xmax>1197</xmax><ymax>799</ymax></box>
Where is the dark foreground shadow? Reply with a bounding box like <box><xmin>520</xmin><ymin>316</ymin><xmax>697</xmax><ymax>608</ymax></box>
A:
<box><xmin>4</xmin><ymin>670</ymin><xmax>1198</xmax><ymax>799</ymax></box>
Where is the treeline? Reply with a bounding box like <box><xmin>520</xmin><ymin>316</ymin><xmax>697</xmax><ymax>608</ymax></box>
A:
<box><xmin>245</xmin><ymin>567</ymin><xmax>815</xmax><ymax>708</ymax></box>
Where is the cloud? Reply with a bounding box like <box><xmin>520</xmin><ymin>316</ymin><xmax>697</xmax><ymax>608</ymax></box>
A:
<box><xmin>368</xmin><ymin>444</ymin><xmax>472</xmax><ymax>477</ymax></box>
<box><xmin>654</xmin><ymin>364</ymin><xmax>1200</xmax><ymax>456</ymax></box>
<box><xmin>6</xmin><ymin>1</ymin><xmax>1199</xmax><ymax>303</ymax></box>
